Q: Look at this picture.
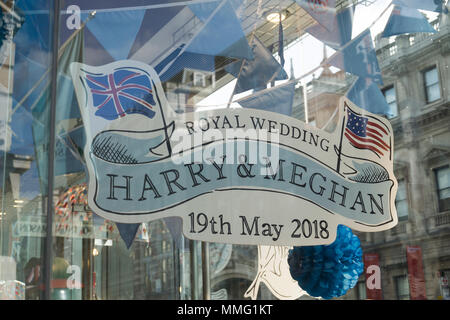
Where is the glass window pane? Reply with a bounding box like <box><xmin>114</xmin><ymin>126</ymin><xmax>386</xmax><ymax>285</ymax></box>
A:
<box><xmin>440</xmin><ymin>188</ymin><xmax>450</xmax><ymax>199</ymax></box>
<box><xmin>425</xmin><ymin>68</ymin><xmax>438</xmax><ymax>85</ymax></box>
<box><xmin>396</xmin><ymin>276</ymin><xmax>410</xmax><ymax>300</ymax></box>
<box><xmin>396</xmin><ymin>180</ymin><xmax>407</xmax><ymax>201</ymax></box>
<box><xmin>424</xmin><ymin>67</ymin><xmax>441</xmax><ymax>102</ymax></box>
<box><xmin>383</xmin><ymin>87</ymin><xmax>398</xmax><ymax>118</ymax></box>
<box><xmin>426</xmin><ymin>83</ymin><xmax>441</xmax><ymax>102</ymax></box>
<box><xmin>7</xmin><ymin>0</ymin><xmax>450</xmax><ymax>302</ymax></box>
<box><xmin>437</xmin><ymin>167</ymin><xmax>450</xmax><ymax>191</ymax></box>
<box><xmin>396</xmin><ymin>200</ymin><xmax>409</xmax><ymax>219</ymax></box>
<box><xmin>1</xmin><ymin>1</ymin><xmax>54</xmax><ymax>300</ymax></box>
<box><xmin>384</xmin><ymin>87</ymin><xmax>396</xmax><ymax>104</ymax></box>
<box><xmin>395</xmin><ymin>181</ymin><xmax>408</xmax><ymax>219</ymax></box>
<box><xmin>387</xmin><ymin>102</ymin><xmax>398</xmax><ymax>118</ymax></box>
<box><xmin>357</xmin><ymin>281</ymin><xmax>366</xmax><ymax>300</ymax></box>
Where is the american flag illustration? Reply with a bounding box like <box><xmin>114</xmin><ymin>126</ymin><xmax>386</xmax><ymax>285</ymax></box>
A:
<box><xmin>344</xmin><ymin>107</ymin><xmax>391</xmax><ymax>158</ymax></box>
<box><xmin>84</xmin><ymin>68</ymin><xmax>157</xmax><ymax>120</ymax></box>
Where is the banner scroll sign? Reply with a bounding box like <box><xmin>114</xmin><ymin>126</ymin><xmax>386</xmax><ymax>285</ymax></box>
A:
<box><xmin>71</xmin><ymin>60</ymin><xmax>398</xmax><ymax>246</ymax></box>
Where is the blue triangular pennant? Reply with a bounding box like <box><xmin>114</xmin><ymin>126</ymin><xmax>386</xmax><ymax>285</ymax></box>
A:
<box><xmin>13</xmin><ymin>53</ymin><xmax>48</xmax><ymax>110</ymax></box>
<box><xmin>305</xmin><ymin>5</ymin><xmax>355</xmax><ymax>50</ymax></box>
<box><xmin>382</xmin><ymin>5</ymin><xmax>437</xmax><ymax>38</ymax></box>
<box><xmin>185</xmin><ymin>0</ymin><xmax>253</xmax><ymax>60</ymax></box>
<box><xmin>294</xmin><ymin>0</ymin><xmax>337</xmax><ymax>31</ymax></box>
<box><xmin>237</xmin><ymin>82</ymin><xmax>295</xmax><ymax>116</ymax></box>
<box><xmin>188</xmin><ymin>0</ymin><xmax>244</xmax><ymax>21</ymax></box>
<box><xmin>346</xmin><ymin>77</ymin><xmax>391</xmax><ymax>117</ymax></box>
<box><xmin>14</xmin><ymin>0</ymin><xmax>52</xmax><ymax>55</ymax></box>
<box><xmin>164</xmin><ymin>217</ymin><xmax>183</xmax><ymax>245</ymax></box>
<box><xmin>225</xmin><ymin>36</ymin><xmax>288</xmax><ymax>94</ymax></box>
<box><xmin>328</xmin><ymin>29</ymin><xmax>383</xmax><ymax>85</ymax></box>
<box><xmin>83</xmin><ymin>10</ymin><xmax>145</xmax><ymax>61</ymax></box>
<box><xmin>393</xmin><ymin>0</ymin><xmax>448</xmax><ymax>13</ymax></box>
<box><xmin>10</xmin><ymin>102</ymin><xmax>35</xmax><ymax>155</ymax></box>
<box><xmin>155</xmin><ymin>44</ymin><xmax>216</xmax><ymax>82</ymax></box>
<box><xmin>116</xmin><ymin>223</ymin><xmax>140</xmax><ymax>249</ymax></box>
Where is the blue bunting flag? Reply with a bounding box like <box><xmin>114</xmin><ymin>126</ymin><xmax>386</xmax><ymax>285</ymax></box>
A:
<box><xmin>392</xmin><ymin>0</ymin><xmax>448</xmax><ymax>14</ymax></box>
<box><xmin>225</xmin><ymin>36</ymin><xmax>288</xmax><ymax>93</ymax></box>
<box><xmin>346</xmin><ymin>77</ymin><xmax>391</xmax><ymax>117</ymax></box>
<box><xmin>116</xmin><ymin>223</ymin><xmax>141</xmax><ymax>249</ymax></box>
<box><xmin>382</xmin><ymin>5</ymin><xmax>437</xmax><ymax>38</ymax></box>
<box><xmin>327</xmin><ymin>29</ymin><xmax>383</xmax><ymax>85</ymax></box>
<box><xmin>83</xmin><ymin>9</ymin><xmax>146</xmax><ymax>61</ymax></box>
<box><xmin>305</xmin><ymin>5</ymin><xmax>355</xmax><ymax>50</ymax></box>
<box><xmin>295</xmin><ymin>0</ymin><xmax>337</xmax><ymax>31</ymax></box>
<box><xmin>185</xmin><ymin>0</ymin><xmax>253</xmax><ymax>60</ymax></box>
<box><xmin>237</xmin><ymin>81</ymin><xmax>295</xmax><ymax>116</ymax></box>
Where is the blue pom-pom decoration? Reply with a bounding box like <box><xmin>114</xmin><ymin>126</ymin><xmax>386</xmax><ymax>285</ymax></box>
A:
<box><xmin>288</xmin><ymin>225</ymin><xmax>364</xmax><ymax>299</ymax></box>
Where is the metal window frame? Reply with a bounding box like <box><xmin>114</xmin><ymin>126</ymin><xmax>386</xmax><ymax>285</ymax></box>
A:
<box><xmin>395</xmin><ymin>179</ymin><xmax>409</xmax><ymax>221</ymax></box>
<box><xmin>422</xmin><ymin>66</ymin><xmax>441</xmax><ymax>104</ymax></box>
<box><xmin>381</xmin><ymin>85</ymin><xmax>398</xmax><ymax>119</ymax></box>
<box><xmin>434</xmin><ymin>165</ymin><xmax>450</xmax><ymax>213</ymax></box>
<box><xmin>394</xmin><ymin>274</ymin><xmax>410</xmax><ymax>300</ymax></box>
<box><xmin>42</xmin><ymin>0</ymin><xmax>60</xmax><ymax>300</ymax></box>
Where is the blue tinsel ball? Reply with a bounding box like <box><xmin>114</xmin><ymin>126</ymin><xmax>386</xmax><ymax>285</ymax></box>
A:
<box><xmin>288</xmin><ymin>225</ymin><xmax>364</xmax><ymax>299</ymax></box>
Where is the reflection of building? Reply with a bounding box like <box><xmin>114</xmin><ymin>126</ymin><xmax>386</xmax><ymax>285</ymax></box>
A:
<box><xmin>154</xmin><ymin>1</ymin><xmax>357</xmax><ymax>112</ymax></box>
<box><xmin>337</xmin><ymin>16</ymin><xmax>450</xmax><ymax>300</ymax></box>
<box><xmin>4</xmin><ymin>0</ymin><xmax>449</xmax><ymax>301</ymax></box>
<box><xmin>211</xmin><ymin>244</ymin><xmax>260</xmax><ymax>299</ymax></box>
<box><xmin>291</xmin><ymin>47</ymin><xmax>354</xmax><ymax>127</ymax></box>
<box><xmin>286</xmin><ymin>14</ymin><xmax>450</xmax><ymax>301</ymax></box>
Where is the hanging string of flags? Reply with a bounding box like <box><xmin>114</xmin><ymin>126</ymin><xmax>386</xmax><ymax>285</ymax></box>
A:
<box><xmin>13</xmin><ymin>0</ymin><xmax>447</xmax><ymax>248</ymax></box>
<box><xmin>382</xmin><ymin>0</ymin><xmax>442</xmax><ymax>37</ymax></box>
<box><xmin>85</xmin><ymin>0</ymin><xmax>447</xmax><ymax>246</ymax></box>
<box><xmin>298</xmin><ymin>0</ymin><xmax>447</xmax><ymax>118</ymax></box>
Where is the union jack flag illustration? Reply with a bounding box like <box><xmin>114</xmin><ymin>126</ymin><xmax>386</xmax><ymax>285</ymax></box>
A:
<box><xmin>344</xmin><ymin>106</ymin><xmax>391</xmax><ymax>158</ymax></box>
<box><xmin>84</xmin><ymin>68</ymin><xmax>156</xmax><ymax>120</ymax></box>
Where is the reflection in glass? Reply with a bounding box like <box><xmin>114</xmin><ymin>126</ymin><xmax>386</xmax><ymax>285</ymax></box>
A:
<box><xmin>0</xmin><ymin>0</ymin><xmax>449</xmax><ymax>301</ymax></box>
<box><xmin>423</xmin><ymin>66</ymin><xmax>441</xmax><ymax>103</ymax></box>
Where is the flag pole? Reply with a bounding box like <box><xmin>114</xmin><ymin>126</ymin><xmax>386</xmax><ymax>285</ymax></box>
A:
<box><xmin>336</xmin><ymin>101</ymin><xmax>347</xmax><ymax>174</ymax></box>
<box><xmin>9</xmin><ymin>10</ymin><xmax>96</xmax><ymax>118</ymax></box>
<box><xmin>303</xmin><ymin>80</ymin><xmax>309</xmax><ymax>124</ymax></box>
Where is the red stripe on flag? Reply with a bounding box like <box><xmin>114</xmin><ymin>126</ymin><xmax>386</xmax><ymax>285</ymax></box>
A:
<box><xmin>344</xmin><ymin>132</ymin><xmax>384</xmax><ymax>156</ymax></box>
<box><xmin>118</xmin><ymin>84</ymin><xmax>153</xmax><ymax>94</ymax></box>
<box><xmin>86</xmin><ymin>75</ymin><xmax>109</xmax><ymax>89</ymax></box>
<box><xmin>118</xmin><ymin>91</ymin><xmax>154</xmax><ymax>109</ymax></box>
<box><xmin>117</xmin><ymin>72</ymin><xmax>140</xmax><ymax>86</ymax></box>
<box><xmin>366</xmin><ymin>127</ymin><xmax>383</xmax><ymax>138</ymax></box>
<box><xmin>367</xmin><ymin>120</ymin><xmax>388</xmax><ymax>135</ymax></box>
<box><xmin>365</xmin><ymin>131</ymin><xmax>390</xmax><ymax>149</ymax></box>
<box><xmin>346</xmin><ymin>129</ymin><xmax>389</xmax><ymax>152</ymax></box>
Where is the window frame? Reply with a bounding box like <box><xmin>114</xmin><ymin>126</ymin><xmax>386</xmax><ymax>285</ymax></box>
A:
<box><xmin>356</xmin><ymin>281</ymin><xmax>367</xmax><ymax>300</ymax></box>
<box><xmin>193</xmin><ymin>71</ymin><xmax>206</xmax><ymax>87</ymax></box>
<box><xmin>422</xmin><ymin>66</ymin><xmax>441</xmax><ymax>104</ymax></box>
<box><xmin>395</xmin><ymin>178</ymin><xmax>409</xmax><ymax>221</ymax></box>
<box><xmin>434</xmin><ymin>165</ymin><xmax>450</xmax><ymax>213</ymax></box>
<box><xmin>394</xmin><ymin>275</ymin><xmax>410</xmax><ymax>300</ymax></box>
<box><xmin>382</xmin><ymin>84</ymin><xmax>398</xmax><ymax>119</ymax></box>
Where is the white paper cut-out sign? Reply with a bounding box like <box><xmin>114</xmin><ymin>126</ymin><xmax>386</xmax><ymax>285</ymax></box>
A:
<box><xmin>71</xmin><ymin>60</ymin><xmax>398</xmax><ymax>246</ymax></box>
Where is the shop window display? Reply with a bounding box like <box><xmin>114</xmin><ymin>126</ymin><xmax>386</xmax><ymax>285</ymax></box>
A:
<box><xmin>0</xmin><ymin>0</ymin><xmax>449</xmax><ymax>301</ymax></box>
